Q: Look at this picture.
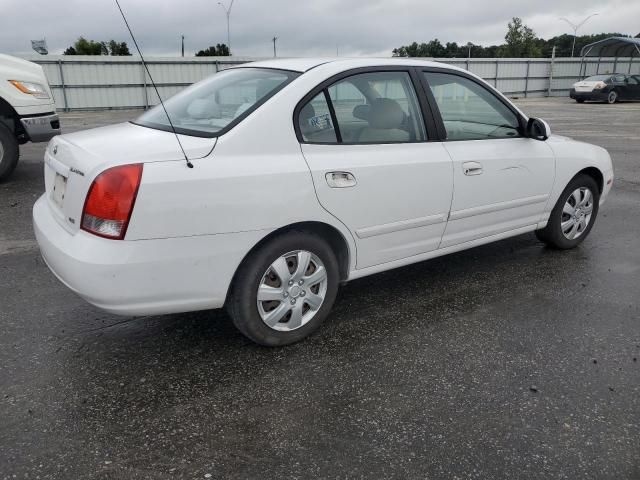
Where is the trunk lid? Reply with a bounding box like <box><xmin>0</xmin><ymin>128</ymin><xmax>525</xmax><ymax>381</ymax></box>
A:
<box><xmin>43</xmin><ymin>122</ymin><xmax>216</xmax><ymax>234</ymax></box>
<box><xmin>574</xmin><ymin>81</ymin><xmax>600</xmax><ymax>92</ymax></box>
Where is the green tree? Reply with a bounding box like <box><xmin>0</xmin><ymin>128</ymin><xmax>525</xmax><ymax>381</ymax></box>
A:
<box><xmin>503</xmin><ymin>17</ymin><xmax>541</xmax><ymax>57</ymax></box>
<box><xmin>392</xmin><ymin>39</ymin><xmax>447</xmax><ymax>57</ymax></box>
<box><xmin>106</xmin><ymin>40</ymin><xmax>131</xmax><ymax>56</ymax></box>
<box><xmin>63</xmin><ymin>37</ymin><xmax>130</xmax><ymax>55</ymax></box>
<box><xmin>195</xmin><ymin>43</ymin><xmax>230</xmax><ymax>56</ymax></box>
<box><xmin>63</xmin><ymin>37</ymin><xmax>105</xmax><ymax>55</ymax></box>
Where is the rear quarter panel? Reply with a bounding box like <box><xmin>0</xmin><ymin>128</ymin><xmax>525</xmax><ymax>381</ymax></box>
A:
<box><xmin>125</xmin><ymin>76</ymin><xmax>358</xmax><ymax>271</ymax></box>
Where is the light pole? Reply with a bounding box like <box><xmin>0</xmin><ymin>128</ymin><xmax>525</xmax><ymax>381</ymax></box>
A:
<box><xmin>559</xmin><ymin>13</ymin><xmax>599</xmax><ymax>57</ymax></box>
<box><xmin>218</xmin><ymin>0</ymin><xmax>235</xmax><ymax>55</ymax></box>
<box><xmin>272</xmin><ymin>36</ymin><xmax>278</xmax><ymax>57</ymax></box>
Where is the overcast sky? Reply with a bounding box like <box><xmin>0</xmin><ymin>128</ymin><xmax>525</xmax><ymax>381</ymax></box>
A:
<box><xmin>1</xmin><ymin>0</ymin><xmax>637</xmax><ymax>57</ymax></box>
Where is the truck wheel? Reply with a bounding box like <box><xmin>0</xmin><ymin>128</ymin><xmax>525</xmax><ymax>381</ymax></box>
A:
<box><xmin>0</xmin><ymin>123</ymin><xmax>19</xmax><ymax>182</ymax></box>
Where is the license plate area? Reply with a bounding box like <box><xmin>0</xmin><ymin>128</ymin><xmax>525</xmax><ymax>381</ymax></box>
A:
<box><xmin>52</xmin><ymin>173</ymin><xmax>67</xmax><ymax>209</ymax></box>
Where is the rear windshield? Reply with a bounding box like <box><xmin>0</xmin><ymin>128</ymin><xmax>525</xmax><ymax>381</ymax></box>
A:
<box><xmin>135</xmin><ymin>68</ymin><xmax>299</xmax><ymax>137</ymax></box>
<box><xmin>584</xmin><ymin>75</ymin><xmax>611</xmax><ymax>81</ymax></box>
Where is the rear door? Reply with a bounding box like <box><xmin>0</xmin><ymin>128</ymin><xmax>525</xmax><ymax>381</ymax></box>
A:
<box><xmin>296</xmin><ymin>69</ymin><xmax>453</xmax><ymax>269</ymax></box>
<box><xmin>420</xmin><ymin>69</ymin><xmax>555</xmax><ymax>248</ymax></box>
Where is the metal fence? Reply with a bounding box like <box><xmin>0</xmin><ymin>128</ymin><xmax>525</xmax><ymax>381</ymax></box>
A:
<box><xmin>20</xmin><ymin>55</ymin><xmax>640</xmax><ymax>111</ymax></box>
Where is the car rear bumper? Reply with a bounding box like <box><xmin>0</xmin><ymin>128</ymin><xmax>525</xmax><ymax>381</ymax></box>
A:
<box><xmin>20</xmin><ymin>113</ymin><xmax>60</xmax><ymax>142</ymax></box>
<box><xmin>569</xmin><ymin>89</ymin><xmax>609</xmax><ymax>101</ymax></box>
<box><xmin>33</xmin><ymin>194</ymin><xmax>268</xmax><ymax>316</ymax></box>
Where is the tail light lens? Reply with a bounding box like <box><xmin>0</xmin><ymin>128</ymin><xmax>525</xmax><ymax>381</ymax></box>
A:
<box><xmin>81</xmin><ymin>164</ymin><xmax>143</xmax><ymax>240</ymax></box>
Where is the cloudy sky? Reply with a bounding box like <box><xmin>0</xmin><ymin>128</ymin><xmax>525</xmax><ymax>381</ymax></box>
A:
<box><xmin>1</xmin><ymin>0</ymin><xmax>637</xmax><ymax>57</ymax></box>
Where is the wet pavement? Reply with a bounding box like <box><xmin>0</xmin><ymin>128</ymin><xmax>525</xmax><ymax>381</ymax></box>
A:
<box><xmin>1</xmin><ymin>99</ymin><xmax>639</xmax><ymax>479</ymax></box>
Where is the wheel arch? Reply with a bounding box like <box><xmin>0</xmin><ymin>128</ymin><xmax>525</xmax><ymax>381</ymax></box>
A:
<box><xmin>576</xmin><ymin>166</ymin><xmax>604</xmax><ymax>194</ymax></box>
<box><xmin>0</xmin><ymin>96</ymin><xmax>27</xmax><ymax>141</ymax></box>
<box><xmin>225</xmin><ymin>220</ymin><xmax>353</xmax><ymax>304</ymax></box>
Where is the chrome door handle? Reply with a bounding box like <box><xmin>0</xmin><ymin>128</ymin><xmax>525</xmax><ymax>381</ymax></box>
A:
<box><xmin>326</xmin><ymin>171</ymin><xmax>357</xmax><ymax>188</ymax></box>
<box><xmin>463</xmin><ymin>162</ymin><xmax>483</xmax><ymax>176</ymax></box>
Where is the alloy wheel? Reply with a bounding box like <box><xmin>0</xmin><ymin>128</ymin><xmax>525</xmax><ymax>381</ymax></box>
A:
<box><xmin>608</xmin><ymin>91</ymin><xmax>617</xmax><ymax>104</ymax></box>
<box><xmin>561</xmin><ymin>187</ymin><xmax>594</xmax><ymax>240</ymax></box>
<box><xmin>257</xmin><ymin>250</ymin><xmax>328</xmax><ymax>331</ymax></box>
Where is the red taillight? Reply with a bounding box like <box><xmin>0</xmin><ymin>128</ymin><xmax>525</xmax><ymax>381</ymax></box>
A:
<box><xmin>81</xmin><ymin>163</ymin><xmax>143</xmax><ymax>240</ymax></box>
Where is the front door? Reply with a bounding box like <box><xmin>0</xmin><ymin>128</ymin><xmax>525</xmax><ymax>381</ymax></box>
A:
<box><xmin>612</xmin><ymin>74</ymin><xmax>633</xmax><ymax>100</ymax></box>
<box><xmin>297</xmin><ymin>70</ymin><xmax>453</xmax><ymax>269</ymax></box>
<box><xmin>627</xmin><ymin>75</ymin><xmax>640</xmax><ymax>100</ymax></box>
<box><xmin>421</xmin><ymin>70</ymin><xmax>556</xmax><ymax>248</ymax></box>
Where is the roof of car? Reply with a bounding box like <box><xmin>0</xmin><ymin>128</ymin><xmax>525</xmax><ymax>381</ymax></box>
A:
<box><xmin>245</xmin><ymin>57</ymin><xmax>461</xmax><ymax>73</ymax></box>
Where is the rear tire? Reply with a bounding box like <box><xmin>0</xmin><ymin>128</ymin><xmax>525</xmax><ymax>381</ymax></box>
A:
<box><xmin>0</xmin><ymin>123</ymin><xmax>19</xmax><ymax>182</ymax></box>
<box><xmin>576</xmin><ymin>98</ymin><xmax>585</xmax><ymax>103</ymax></box>
<box><xmin>606</xmin><ymin>90</ymin><xmax>618</xmax><ymax>104</ymax></box>
<box><xmin>228</xmin><ymin>231</ymin><xmax>340</xmax><ymax>346</ymax></box>
<box><xmin>535</xmin><ymin>174</ymin><xmax>600</xmax><ymax>249</ymax></box>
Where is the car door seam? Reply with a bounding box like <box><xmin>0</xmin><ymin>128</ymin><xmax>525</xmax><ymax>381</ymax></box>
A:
<box><xmin>296</xmin><ymin>142</ymin><xmax>359</xmax><ymax>270</ymax></box>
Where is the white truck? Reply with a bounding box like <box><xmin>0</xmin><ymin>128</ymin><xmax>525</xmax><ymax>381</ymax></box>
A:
<box><xmin>0</xmin><ymin>54</ymin><xmax>60</xmax><ymax>181</ymax></box>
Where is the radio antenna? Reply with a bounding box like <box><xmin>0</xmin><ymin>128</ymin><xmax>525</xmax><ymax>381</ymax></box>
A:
<box><xmin>114</xmin><ymin>0</ymin><xmax>193</xmax><ymax>168</ymax></box>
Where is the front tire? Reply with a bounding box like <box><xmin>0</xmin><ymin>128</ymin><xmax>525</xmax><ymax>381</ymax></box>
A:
<box><xmin>606</xmin><ymin>90</ymin><xmax>618</xmax><ymax>104</ymax></box>
<box><xmin>576</xmin><ymin>98</ymin><xmax>585</xmax><ymax>103</ymax></box>
<box><xmin>228</xmin><ymin>231</ymin><xmax>340</xmax><ymax>346</ymax></box>
<box><xmin>535</xmin><ymin>174</ymin><xmax>599</xmax><ymax>249</ymax></box>
<box><xmin>0</xmin><ymin>123</ymin><xmax>19</xmax><ymax>182</ymax></box>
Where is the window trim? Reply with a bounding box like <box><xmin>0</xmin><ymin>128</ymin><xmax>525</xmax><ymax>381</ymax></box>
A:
<box><xmin>323</xmin><ymin>89</ymin><xmax>342</xmax><ymax>142</ymax></box>
<box><xmin>419</xmin><ymin>67</ymin><xmax>527</xmax><ymax>142</ymax></box>
<box><xmin>293</xmin><ymin>66</ymin><xmax>437</xmax><ymax>145</ymax></box>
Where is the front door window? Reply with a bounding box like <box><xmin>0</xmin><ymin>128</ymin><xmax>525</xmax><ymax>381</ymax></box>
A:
<box><xmin>423</xmin><ymin>72</ymin><xmax>521</xmax><ymax>141</ymax></box>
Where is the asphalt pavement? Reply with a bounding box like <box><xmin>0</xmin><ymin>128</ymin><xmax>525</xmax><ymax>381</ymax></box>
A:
<box><xmin>1</xmin><ymin>98</ymin><xmax>639</xmax><ymax>479</ymax></box>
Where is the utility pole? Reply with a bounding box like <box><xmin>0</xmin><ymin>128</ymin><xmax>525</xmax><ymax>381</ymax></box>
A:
<box><xmin>218</xmin><ymin>0</ymin><xmax>235</xmax><ymax>55</ymax></box>
<box><xmin>559</xmin><ymin>13</ymin><xmax>599</xmax><ymax>57</ymax></box>
<box><xmin>272</xmin><ymin>36</ymin><xmax>278</xmax><ymax>57</ymax></box>
<box><xmin>467</xmin><ymin>42</ymin><xmax>473</xmax><ymax>58</ymax></box>
<box><xmin>548</xmin><ymin>45</ymin><xmax>556</xmax><ymax>96</ymax></box>
<box><xmin>181</xmin><ymin>35</ymin><xmax>184</xmax><ymax>57</ymax></box>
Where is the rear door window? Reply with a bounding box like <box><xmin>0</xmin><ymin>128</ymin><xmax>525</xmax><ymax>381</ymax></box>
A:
<box><xmin>298</xmin><ymin>92</ymin><xmax>338</xmax><ymax>143</ymax></box>
<box><xmin>297</xmin><ymin>70</ymin><xmax>427</xmax><ymax>144</ymax></box>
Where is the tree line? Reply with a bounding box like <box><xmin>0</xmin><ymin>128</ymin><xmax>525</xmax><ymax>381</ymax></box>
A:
<box><xmin>63</xmin><ymin>37</ymin><xmax>231</xmax><ymax>56</ymax></box>
<box><xmin>63</xmin><ymin>20</ymin><xmax>636</xmax><ymax>58</ymax></box>
<box><xmin>393</xmin><ymin>17</ymin><xmax>631</xmax><ymax>58</ymax></box>
<box><xmin>64</xmin><ymin>37</ymin><xmax>131</xmax><ymax>55</ymax></box>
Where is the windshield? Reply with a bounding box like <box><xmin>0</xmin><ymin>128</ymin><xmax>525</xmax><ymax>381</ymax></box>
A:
<box><xmin>135</xmin><ymin>68</ymin><xmax>299</xmax><ymax>137</ymax></box>
<box><xmin>584</xmin><ymin>75</ymin><xmax>611</xmax><ymax>82</ymax></box>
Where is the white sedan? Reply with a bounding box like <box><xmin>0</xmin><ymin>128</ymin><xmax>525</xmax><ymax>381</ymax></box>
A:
<box><xmin>33</xmin><ymin>58</ymin><xmax>614</xmax><ymax>346</ymax></box>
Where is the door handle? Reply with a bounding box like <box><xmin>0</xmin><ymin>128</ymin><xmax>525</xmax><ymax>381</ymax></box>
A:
<box><xmin>326</xmin><ymin>171</ymin><xmax>357</xmax><ymax>188</ymax></box>
<box><xmin>463</xmin><ymin>162</ymin><xmax>483</xmax><ymax>176</ymax></box>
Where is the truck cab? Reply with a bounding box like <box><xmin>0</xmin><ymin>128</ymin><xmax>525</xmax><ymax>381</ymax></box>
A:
<box><xmin>0</xmin><ymin>54</ymin><xmax>60</xmax><ymax>181</ymax></box>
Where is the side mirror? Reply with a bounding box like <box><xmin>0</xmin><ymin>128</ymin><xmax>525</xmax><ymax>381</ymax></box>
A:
<box><xmin>526</xmin><ymin>117</ymin><xmax>550</xmax><ymax>141</ymax></box>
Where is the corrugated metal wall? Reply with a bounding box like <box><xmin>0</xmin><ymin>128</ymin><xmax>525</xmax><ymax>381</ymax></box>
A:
<box><xmin>19</xmin><ymin>55</ymin><xmax>640</xmax><ymax>111</ymax></box>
